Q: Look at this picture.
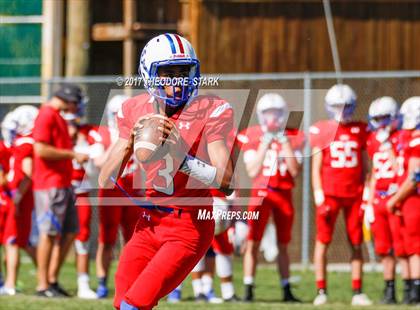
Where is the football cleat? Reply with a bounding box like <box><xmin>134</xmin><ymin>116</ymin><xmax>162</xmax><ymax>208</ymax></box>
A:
<box><xmin>195</xmin><ymin>293</ymin><xmax>207</xmax><ymax>303</ymax></box>
<box><xmin>282</xmin><ymin>284</ymin><xmax>301</xmax><ymax>303</ymax></box>
<box><xmin>77</xmin><ymin>287</ymin><xmax>97</xmax><ymax>299</ymax></box>
<box><xmin>325</xmin><ymin>84</ymin><xmax>357</xmax><ymax>123</ymax></box>
<box><xmin>0</xmin><ymin>286</ymin><xmax>16</xmax><ymax>296</ymax></box>
<box><xmin>351</xmin><ymin>293</ymin><xmax>373</xmax><ymax>306</ymax></box>
<box><xmin>139</xmin><ymin>34</ymin><xmax>200</xmax><ymax>108</ymax></box>
<box><xmin>49</xmin><ymin>282</ymin><xmax>71</xmax><ymax>297</ymax></box>
<box><xmin>313</xmin><ymin>292</ymin><xmax>328</xmax><ymax>306</ymax></box>
<box><xmin>96</xmin><ymin>283</ymin><xmax>109</xmax><ymax>299</ymax></box>
<box><xmin>167</xmin><ymin>288</ymin><xmax>182</xmax><ymax>303</ymax></box>
<box><xmin>206</xmin><ymin>289</ymin><xmax>223</xmax><ymax>304</ymax></box>
<box><xmin>243</xmin><ymin>284</ymin><xmax>254</xmax><ymax>302</ymax></box>
<box><xmin>380</xmin><ymin>286</ymin><xmax>397</xmax><ymax>304</ymax></box>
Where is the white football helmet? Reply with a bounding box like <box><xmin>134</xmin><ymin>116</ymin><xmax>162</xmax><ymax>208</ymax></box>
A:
<box><xmin>325</xmin><ymin>84</ymin><xmax>357</xmax><ymax>123</ymax></box>
<box><xmin>139</xmin><ymin>33</ymin><xmax>200</xmax><ymax>107</ymax></box>
<box><xmin>1</xmin><ymin>111</ymin><xmax>17</xmax><ymax>147</ymax></box>
<box><xmin>13</xmin><ymin>105</ymin><xmax>38</xmax><ymax>136</ymax></box>
<box><xmin>368</xmin><ymin>96</ymin><xmax>399</xmax><ymax>131</ymax></box>
<box><xmin>400</xmin><ymin>97</ymin><xmax>420</xmax><ymax>130</ymax></box>
<box><xmin>106</xmin><ymin>95</ymin><xmax>130</xmax><ymax>130</ymax></box>
<box><xmin>256</xmin><ymin>93</ymin><xmax>288</xmax><ymax>132</ymax></box>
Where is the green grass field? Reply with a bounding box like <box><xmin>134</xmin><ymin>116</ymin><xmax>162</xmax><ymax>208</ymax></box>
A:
<box><xmin>0</xmin><ymin>256</ymin><xmax>414</xmax><ymax>310</ymax></box>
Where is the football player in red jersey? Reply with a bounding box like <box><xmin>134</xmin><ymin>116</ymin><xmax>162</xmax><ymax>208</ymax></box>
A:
<box><xmin>98</xmin><ymin>33</ymin><xmax>233</xmax><ymax>310</ymax></box>
<box><xmin>387</xmin><ymin>97</ymin><xmax>420</xmax><ymax>303</ymax></box>
<box><xmin>310</xmin><ymin>84</ymin><xmax>372</xmax><ymax>306</ymax></box>
<box><xmin>365</xmin><ymin>97</ymin><xmax>410</xmax><ymax>304</ymax></box>
<box><xmin>0</xmin><ymin>106</ymin><xmax>38</xmax><ymax>296</ymax></box>
<box><xmin>94</xmin><ymin>94</ymin><xmax>142</xmax><ymax>299</ymax></box>
<box><xmin>63</xmin><ymin>110</ymin><xmax>100</xmax><ymax>299</ymax></box>
<box><xmin>0</xmin><ymin>112</ymin><xmax>14</xmax><ymax>289</ymax></box>
<box><xmin>238</xmin><ymin>93</ymin><xmax>303</xmax><ymax>303</ymax></box>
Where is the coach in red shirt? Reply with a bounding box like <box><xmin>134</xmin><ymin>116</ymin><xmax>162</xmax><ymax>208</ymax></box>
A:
<box><xmin>32</xmin><ymin>84</ymin><xmax>88</xmax><ymax>297</ymax></box>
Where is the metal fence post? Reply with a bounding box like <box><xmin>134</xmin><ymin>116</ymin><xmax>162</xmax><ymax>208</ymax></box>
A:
<box><xmin>301</xmin><ymin>73</ymin><xmax>312</xmax><ymax>267</ymax></box>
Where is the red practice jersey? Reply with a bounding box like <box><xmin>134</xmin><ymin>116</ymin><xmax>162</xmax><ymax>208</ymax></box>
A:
<box><xmin>396</xmin><ymin>130</ymin><xmax>420</xmax><ymax>190</ymax></box>
<box><xmin>366</xmin><ymin>131</ymin><xmax>399</xmax><ymax>192</ymax></box>
<box><xmin>237</xmin><ymin>126</ymin><xmax>305</xmax><ymax>190</ymax></box>
<box><xmin>309</xmin><ymin>120</ymin><xmax>367</xmax><ymax>197</ymax></box>
<box><xmin>117</xmin><ymin>93</ymin><xmax>234</xmax><ymax>207</ymax></box>
<box><xmin>8</xmin><ymin>135</ymin><xmax>34</xmax><ymax>191</ymax></box>
<box><xmin>0</xmin><ymin>140</ymin><xmax>11</xmax><ymax>186</ymax></box>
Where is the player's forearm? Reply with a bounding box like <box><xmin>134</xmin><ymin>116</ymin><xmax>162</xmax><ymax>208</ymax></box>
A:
<box><xmin>34</xmin><ymin>142</ymin><xmax>75</xmax><ymax>160</ymax></box>
<box><xmin>98</xmin><ymin>139</ymin><xmax>132</xmax><ymax>188</ymax></box>
<box><xmin>390</xmin><ymin>178</ymin><xmax>416</xmax><ymax>205</ymax></box>
<box><xmin>367</xmin><ymin>174</ymin><xmax>376</xmax><ymax>206</ymax></box>
<box><xmin>311</xmin><ymin>149</ymin><xmax>323</xmax><ymax>191</ymax></box>
<box><xmin>245</xmin><ymin>143</ymin><xmax>269</xmax><ymax>178</ymax></box>
<box><xmin>281</xmin><ymin>141</ymin><xmax>300</xmax><ymax>178</ymax></box>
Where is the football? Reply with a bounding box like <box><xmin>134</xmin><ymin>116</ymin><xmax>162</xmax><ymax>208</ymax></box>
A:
<box><xmin>133</xmin><ymin>116</ymin><xmax>167</xmax><ymax>162</ymax></box>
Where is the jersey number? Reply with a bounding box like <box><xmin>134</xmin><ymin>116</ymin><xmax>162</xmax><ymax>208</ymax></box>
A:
<box><xmin>262</xmin><ymin>149</ymin><xmax>287</xmax><ymax>177</ymax></box>
<box><xmin>330</xmin><ymin>141</ymin><xmax>358</xmax><ymax>168</ymax></box>
<box><xmin>373</xmin><ymin>152</ymin><xmax>395</xmax><ymax>179</ymax></box>
<box><xmin>153</xmin><ymin>154</ymin><xmax>174</xmax><ymax>195</ymax></box>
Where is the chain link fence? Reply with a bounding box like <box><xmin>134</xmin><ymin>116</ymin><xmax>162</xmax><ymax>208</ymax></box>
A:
<box><xmin>0</xmin><ymin>71</ymin><xmax>419</xmax><ymax>265</ymax></box>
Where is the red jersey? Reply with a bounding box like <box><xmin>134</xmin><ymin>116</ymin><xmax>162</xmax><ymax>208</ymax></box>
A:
<box><xmin>8</xmin><ymin>135</ymin><xmax>34</xmax><ymax>190</ymax></box>
<box><xmin>309</xmin><ymin>120</ymin><xmax>367</xmax><ymax>197</ymax></box>
<box><xmin>237</xmin><ymin>126</ymin><xmax>305</xmax><ymax>190</ymax></box>
<box><xmin>117</xmin><ymin>93</ymin><xmax>234</xmax><ymax>207</ymax></box>
<box><xmin>32</xmin><ymin>105</ymin><xmax>73</xmax><ymax>190</ymax></box>
<box><xmin>366</xmin><ymin>131</ymin><xmax>399</xmax><ymax>192</ymax></box>
<box><xmin>0</xmin><ymin>140</ymin><xmax>11</xmax><ymax>192</ymax></box>
<box><xmin>396</xmin><ymin>130</ymin><xmax>420</xmax><ymax>189</ymax></box>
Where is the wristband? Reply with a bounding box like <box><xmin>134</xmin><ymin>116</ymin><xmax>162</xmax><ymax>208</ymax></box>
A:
<box><xmin>179</xmin><ymin>155</ymin><xmax>217</xmax><ymax>186</ymax></box>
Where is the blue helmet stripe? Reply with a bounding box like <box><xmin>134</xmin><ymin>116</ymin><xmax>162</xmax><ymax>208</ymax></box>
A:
<box><xmin>164</xmin><ymin>34</ymin><xmax>176</xmax><ymax>54</ymax></box>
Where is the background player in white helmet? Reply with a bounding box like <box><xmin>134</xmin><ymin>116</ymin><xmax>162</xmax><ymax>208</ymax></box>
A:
<box><xmin>0</xmin><ymin>105</ymin><xmax>38</xmax><ymax>296</ymax></box>
<box><xmin>94</xmin><ymin>94</ymin><xmax>141</xmax><ymax>299</ymax></box>
<box><xmin>366</xmin><ymin>97</ymin><xmax>411</xmax><ymax>304</ymax></box>
<box><xmin>238</xmin><ymin>93</ymin><xmax>303</xmax><ymax>303</ymax></box>
<box><xmin>386</xmin><ymin>97</ymin><xmax>420</xmax><ymax>303</ymax></box>
<box><xmin>310</xmin><ymin>84</ymin><xmax>372</xmax><ymax>306</ymax></box>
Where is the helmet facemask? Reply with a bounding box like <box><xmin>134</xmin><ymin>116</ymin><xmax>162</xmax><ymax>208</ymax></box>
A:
<box><xmin>326</xmin><ymin>102</ymin><xmax>355</xmax><ymax>123</ymax></box>
<box><xmin>259</xmin><ymin>108</ymin><xmax>286</xmax><ymax>132</ymax></box>
<box><xmin>147</xmin><ymin>61</ymin><xmax>200</xmax><ymax>108</ymax></box>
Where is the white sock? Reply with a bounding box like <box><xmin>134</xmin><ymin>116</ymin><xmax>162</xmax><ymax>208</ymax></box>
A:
<box><xmin>175</xmin><ymin>283</ymin><xmax>182</xmax><ymax>291</ymax></box>
<box><xmin>243</xmin><ymin>276</ymin><xmax>254</xmax><ymax>285</ymax></box>
<box><xmin>201</xmin><ymin>274</ymin><xmax>213</xmax><ymax>295</ymax></box>
<box><xmin>78</xmin><ymin>273</ymin><xmax>90</xmax><ymax>289</ymax></box>
<box><xmin>221</xmin><ymin>282</ymin><xmax>235</xmax><ymax>300</ymax></box>
<box><xmin>192</xmin><ymin>279</ymin><xmax>202</xmax><ymax>297</ymax></box>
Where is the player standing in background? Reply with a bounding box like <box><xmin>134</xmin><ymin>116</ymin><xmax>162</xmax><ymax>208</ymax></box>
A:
<box><xmin>387</xmin><ymin>97</ymin><xmax>420</xmax><ymax>304</ymax></box>
<box><xmin>94</xmin><ymin>94</ymin><xmax>141</xmax><ymax>299</ymax></box>
<box><xmin>64</xmin><ymin>110</ymin><xmax>99</xmax><ymax>299</ymax></box>
<box><xmin>238</xmin><ymin>93</ymin><xmax>303</xmax><ymax>303</ymax></box>
<box><xmin>0</xmin><ymin>112</ymin><xmax>15</xmax><ymax>290</ymax></box>
<box><xmin>98</xmin><ymin>33</ymin><xmax>234</xmax><ymax>310</ymax></box>
<box><xmin>365</xmin><ymin>97</ymin><xmax>410</xmax><ymax>304</ymax></box>
<box><xmin>0</xmin><ymin>106</ymin><xmax>38</xmax><ymax>296</ymax></box>
<box><xmin>310</xmin><ymin>84</ymin><xmax>372</xmax><ymax>306</ymax></box>
<box><xmin>32</xmin><ymin>84</ymin><xmax>89</xmax><ymax>297</ymax></box>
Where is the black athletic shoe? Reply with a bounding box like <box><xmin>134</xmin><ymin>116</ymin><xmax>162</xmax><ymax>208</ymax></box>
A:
<box><xmin>380</xmin><ymin>286</ymin><xmax>397</xmax><ymax>304</ymax></box>
<box><xmin>243</xmin><ymin>284</ymin><xmax>254</xmax><ymax>302</ymax></box>
<box><xmin>49</xmin><ymin>282</ymin><xmax>71</xmax><ymax>297</ymax></box>
<box><xmin>410</xmin><ymin>280</ymin><xmax>420</xmax><ymax>304</ymax></box>
<box><xmin>224</xmin><ymin>294</ymin><xmax>241</xmax><ymax>302</ymax></box>
<box><xmin>283</xmin><ymin>284</ymin><xmax>302</xmax><ymax>302</ymax></box>
<box><xmin>403</xmin><ymin>285</ymin><xmax>412</xmax><ymax>304</ymax></box>
<box><xmin>36</xmin><ymin>288</ymin><xmax>61</xmax><ymax>298</ymax></box>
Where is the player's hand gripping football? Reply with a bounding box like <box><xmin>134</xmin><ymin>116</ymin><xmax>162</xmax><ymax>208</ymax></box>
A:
<box><xmin>156</xmin><ymin>116</ymin><xmax>188</xmax><ymax>159</ymax></box>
